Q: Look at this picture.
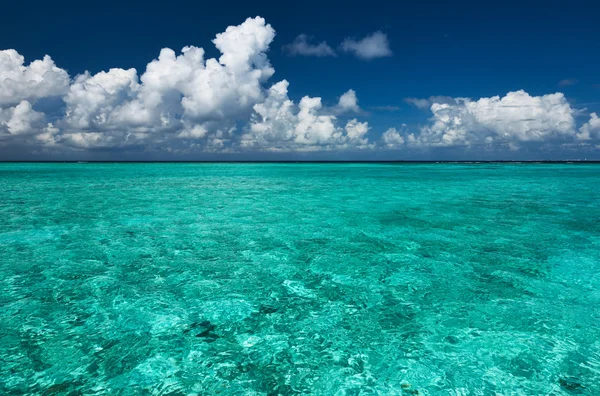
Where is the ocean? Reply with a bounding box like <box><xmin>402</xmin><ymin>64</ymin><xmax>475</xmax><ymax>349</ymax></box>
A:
<box><xmin>1</xmin><ymin>162</ymin><xmax>599</xmax><ymax>394</ymax></box>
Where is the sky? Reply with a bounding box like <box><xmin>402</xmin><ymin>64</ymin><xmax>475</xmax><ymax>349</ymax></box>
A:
<box><xmin>1</xmin><ymin>0</ymin><xmax>599</xmax><ymax>160</ymax></box>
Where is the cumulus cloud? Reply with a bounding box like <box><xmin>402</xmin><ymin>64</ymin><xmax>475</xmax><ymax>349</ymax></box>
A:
<box><xmin>0</xmin><ymin>101</ymin><xmax>45</xmax><ymax>136</ymax></box>
<box><xmin>59</xmin><ymin>17</ymin><xmax>278</xmax><ymax>150</ymax></box>
<box><xmin>283</xmin><ymin>34</ymin><xmax>336</xmax><ymax>57</ymax></box>
<box><xmin>241</xmin><ymin>80</ymin><xmax>372</xmax><ymax>151</ymax></box>
<box><xmin>63</xmin><ymin>68</ymin><xmax>140</xmax><ymax>130</ymax></box>
<box><xmin>0</xmin><ymin>50</ymin><xmax>70</xmax><ymax>106</ymax></box>
<box><xmin>344</xmin><ymin>119</ymin><xmax>370</xmax><ymax>143</ymax></box>
<box><xmin>381</xmin><ymin>128</ymin><xmax>405</xmax><ymax>147</ymax></box>
<box><xmin>383</xmin><ymin>90</ymin><xmax>579</xmax><ymax>150</ymax></box>
<box><xmin>577</xmin><ymin>113</ymin><xmax>600</xmax><ymax>141</ymax></box>
<box><xmin>336</xmin><ymin>89</ymin><xmax>360</xmax><ymax>113</ymax></box>
<box><xmin>341</xmin><ymin>31</ymin><xmax>392</xmax><ymax>60</ymax></box>
<box><xmin>0</xmin><ymin>100</ymin><xmax>59</xmax><ymax>146</ymax></box>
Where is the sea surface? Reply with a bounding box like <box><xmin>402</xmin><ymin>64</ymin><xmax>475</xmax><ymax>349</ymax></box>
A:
<box><xmin>1</xmin><ymin>162</ymin><xmax>599</xmax><ymax>395</ymax></box>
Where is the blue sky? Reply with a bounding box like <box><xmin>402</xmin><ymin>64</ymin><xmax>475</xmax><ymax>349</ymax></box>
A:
<box><xmin>1</xmin><ymin>0</ymin><xmax>599</xmax><ymax>160</ymax></box>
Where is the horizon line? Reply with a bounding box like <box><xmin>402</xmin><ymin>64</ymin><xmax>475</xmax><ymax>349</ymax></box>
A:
<box><xmin>2</xmin><ymin>160</ymin><xmax>600</xmax><ymax>164</ymax></box>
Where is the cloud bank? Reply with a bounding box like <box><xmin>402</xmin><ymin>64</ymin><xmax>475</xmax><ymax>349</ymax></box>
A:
<box><xmin>385</xmin><ymin>91</ymin><xmax>597</xmax><ymax>153</ymax></box>
<box><xmin>0</xmin><ymin>17</ymin><xmax>370</xmax><ymax>154</ymax></box>
<box><xmin>0</xmin><ymin>16</ymin><xmax>598</xmax><ymax>158</ymax></box>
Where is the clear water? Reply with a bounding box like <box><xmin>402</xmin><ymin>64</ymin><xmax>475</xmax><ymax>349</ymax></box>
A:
<box><xmin>1</xmin><ymin>163</ymin><xmax>599</xmax><ymax>395</ymax></box>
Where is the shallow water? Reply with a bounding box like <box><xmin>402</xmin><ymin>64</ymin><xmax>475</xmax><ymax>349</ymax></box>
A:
<box><xmin>1</xmin><ymin>163</ymin><xmax>599</xmax><ymax>395</ymax></box>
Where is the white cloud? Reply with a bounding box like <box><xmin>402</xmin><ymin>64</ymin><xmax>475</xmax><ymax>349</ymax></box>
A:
<box><xmin>417</xmin><ymin>90</ymin><xmax>576</xmax><ymax>148</ymax></box>
<box><xmin>382</xmin><ymin>90</ymin><xmax>579</xmax><ymax>149</ymax></box>
<box><xmin>177</xmin><ymin>124</ymin><xmax>208</xmax><ymax>139</ymax></box>
<box><xmin>0</xmin><ymin>100</ymin><xmax>59</xmax><ymax>147</ymax></box>
<box><xmin>344</xmin><ymin>119</ymin><xmax>370</xmax><ymax>143</ymax></box>
<box><xmin>62</xmin><ymin>132</ymin><xmax>117</xmax><ymax>149</ymax></box>
<box><xmin>577</xmin><ymin>113</ymin><xmax>600</xmax><ymax>141</ymax></box>
<box><xmin>0</xmin><ymin>50</ymin><xmax>70</xmax><ymax>107</ymax></box>
<box><xmin>64</xmin><ymin>68</ymin><xmax>140</xmax><ymax>130</ymax></box>
<box><xmin>341</xmin><ymin>31</ymin><xmax>392</xmax><ymax>60</ymax></box>
<box><xmin>295</xmin><ymin>96</ymin><xmax>341</xmax><ymax>145</ymax></box>
<box><xmin>381</xmin><ymin>128</ymin><xmax>405</xmax><ymax>147</ymax></box>
<box><xmin>0</xmin><ymin>101</ymin><xmax>45</xmax><ymax>136</ymax></box>
<box><xmin>59</xmin><ymin>17</ymin><xmax>277</xmax><ymax>149</ymax></box>
<box><xmin>336</xmin><ymin>89</ymin><xmax>360</xmax><ymax>113</ymax></box>
<box><xmin>283</xmin><ymin>34</ymin><xmax>336</xmax><ymax>57</ymax></box>
<box><xmin>244</xmin><ymin>80</ymin><xmax>297</xmax><ymax>146</ymax></box>
<box><xmin>242</xmin><ymin>80</ymin><xmax>371</xmax><ymax>151</ymax></box>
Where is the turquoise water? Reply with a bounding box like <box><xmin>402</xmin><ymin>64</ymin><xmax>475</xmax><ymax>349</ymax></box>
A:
<box><xmin>1</xmin><ymin>163</ymin><xmax>599</xmax><ymax>395</ymax></box>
